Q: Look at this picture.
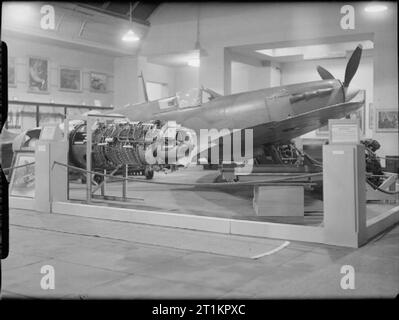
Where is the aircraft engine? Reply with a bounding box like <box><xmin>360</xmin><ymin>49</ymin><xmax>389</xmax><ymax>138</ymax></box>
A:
<box><xmin>69</xmin><ymin>120</ymin><xmax>196</xmax><ymax>172</ymax></box>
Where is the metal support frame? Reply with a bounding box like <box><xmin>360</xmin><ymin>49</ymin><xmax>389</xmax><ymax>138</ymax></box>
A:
<box><xmin>122</xmin><ymin>164</ymin><xmax>128</xmax><ymax>200</ymax></box>
<box><xmin>85</xmin><ymin>113</ymin><xmax>126</xmax><ymax>204</ymax></box>
<box><xmin>36</xmin><ymin>105</ymin><xmax>40</xmax><ymax>127</ymax></box>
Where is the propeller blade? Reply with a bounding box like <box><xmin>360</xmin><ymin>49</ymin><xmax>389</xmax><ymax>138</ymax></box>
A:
<box><xmin>317</xmin><ymin>66</ymin><xmax>335</xmax><ymax>80</ymax></box>
<box><xmin>343</xmin><ymin>44</ymin><xmax>363</xmax><ymax>87</ymax></box>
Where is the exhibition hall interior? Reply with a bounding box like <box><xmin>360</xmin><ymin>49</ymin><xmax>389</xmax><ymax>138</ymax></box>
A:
<box><xmin>0</xmin><ymin>1</ymin><xmax>398</xmax><ymax>299</ymax></box>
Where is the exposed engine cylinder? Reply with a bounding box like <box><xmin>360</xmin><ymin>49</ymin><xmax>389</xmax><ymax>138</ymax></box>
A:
<box><xmin>69</xmin><ymin>119</ymin><xmax>195</xmax><ymax>170</ymax></box>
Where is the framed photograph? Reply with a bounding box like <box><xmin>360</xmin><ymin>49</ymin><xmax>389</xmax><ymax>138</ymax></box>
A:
<box><xmin>8</xmin><ymin>57</ymin><xmax>16</xmax><ymax>87</ymax></box>
<box><xmin>376</xmin><ymin>109</ymin><xmax>398</xmax><ymax>132</ymax></box>
<box><xmin>28</xmin><ymin>56</ymin><xmax>49</xmax><ymax>93</ymax></box>
<box><xmin>89</xmin><ymin>72</ymin><xmax>107</xmax><ymax>93</ymax></box>
<box><xmin>9</xmin><ymin>151</ymin><xmax>36</xmax><ymax>198</ymax></box>
<box><xmin>60</xmin><ymin>67</ymin><xmax>81</xmax><ymax>92</ymax></box>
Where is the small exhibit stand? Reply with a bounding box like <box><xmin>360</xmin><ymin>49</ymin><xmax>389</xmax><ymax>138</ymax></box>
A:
<box><xmin>9</xmin><ymin>124</ymin><xmax>68</xmax><ymax>213</ymax></box>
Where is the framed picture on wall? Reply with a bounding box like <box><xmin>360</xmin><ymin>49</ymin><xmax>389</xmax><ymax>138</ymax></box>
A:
<box><xmin>8</xmin><ymin>57</ymin><xmax>16</xmax><ymax>87</ymax></box>
<box><xmin>376</xmin><ymin>109</ymin><xmax>398</xmax><ymax>132</ymax></box>
<box><xmin>89</xmin><ymin>72</ymin><xmax>107</xmax><ymax>93</ymax></box>
<box><xmin>59</xmin><ymin>67</ymin><xmax>81</xmax><ymax>92</ymax></box>
<box><xmin>28</xmin><ymin>56</ymin><xmax>49</xmax><ymax>93</ymax></box>
<box><xmin>9</xmin><ymin>151</ymin><xmax>36</xmax><ymax>198</ymax></box>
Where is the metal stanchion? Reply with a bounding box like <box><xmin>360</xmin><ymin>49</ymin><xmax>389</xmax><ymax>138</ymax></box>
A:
<box><xmin>101</xmin><ymin>169</ymin><xmax>106</xmax><ymax>196</ymax></box>
<box><xmin>86</xmin><ymin>117</ymin><xmax>93</xmax><ymax>204</ymax></box>
<box><xmin>122</xmin><ymin>164</ymin><xmax>128</xmax><ymax>200</ymax></box>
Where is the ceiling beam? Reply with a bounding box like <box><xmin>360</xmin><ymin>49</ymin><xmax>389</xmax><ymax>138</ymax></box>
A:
<box><xmin>74</xmin><ymin>2</ymin><xmax>150</xmax><ymax>26</ymax></box>
<box><xmin>102</xmin><ymin>2</ymin><xmax>111</xmax><ymax>10</ymax></box>
<box><xmin>127</xmin><ymin>2</ymin><xmax>140</xmax><ymax>17</ymax></box>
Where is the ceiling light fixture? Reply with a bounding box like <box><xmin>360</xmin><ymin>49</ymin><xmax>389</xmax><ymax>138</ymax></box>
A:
<box><xmin>365</xmin><ymin>3</ymin><xmax>388</xmax><ymax>12</ymax></box>
<box><xmin>188</xmin><ymin>58</ymin><xmax>200</xmax><ymax>67</ymax></box>
<box><xmin>192</xmin><ymin>4</ymin><xmax>208</xmax><ymax>61</ymax></box>
<box><xmin>122</xmin><ymin>2</ymin><xmax>140</xmax><ymax>42</ymax></box>
<box><xmin>122</xmin><ymin>30</ymin><xmax>139</xmax><ymax>42</ymax></box>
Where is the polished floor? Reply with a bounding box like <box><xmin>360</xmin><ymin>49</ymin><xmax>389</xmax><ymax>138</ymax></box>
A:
<box><xmin>1</xmin><ymin>208</ymin><xmax>398</xmax><ymax>299</ymax></box>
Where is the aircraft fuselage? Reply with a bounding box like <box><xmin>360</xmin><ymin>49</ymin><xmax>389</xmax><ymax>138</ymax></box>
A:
<box><xmin>111</xmin><ymin>79</ymin><xmax>349</xmax><ymax>148</ymax></box>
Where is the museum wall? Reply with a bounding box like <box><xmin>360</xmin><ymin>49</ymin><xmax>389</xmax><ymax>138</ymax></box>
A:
<box><xmin>4</xmin><ymin>37</ymin><xmax>115</xmax><ymax>107</ymax></box>
<box><xmin>144</xmin><ymin>2</ymin><xmax>396</xmax><ymax>100</ymax></box>
<box><xmin>175</xmin><ymin>66</ymin><xmax>199</xmax><ymax>94</ymax></box>
<box><xmin>113</xmin><ymin>57</ymin><xmax>197</xmax><ymax>106</ymax></box>
<box><xmin>113</xmin><ymin>56</ymin><xmax>139</xmax><ymax>108</ymax></box>
<box><xmin>143</xmin><ymin>2</ymin><xmax>397</xmax><ymax>160</ymax></box>
<box><xmin>231</xmin><ymin>61</ymin><xmax>281</xmax><ymax>94</ymax></box>
<box><xmin>144</xmin><ymin>62</ymin><xmax>176</xmax><ymax>98</ymax></box>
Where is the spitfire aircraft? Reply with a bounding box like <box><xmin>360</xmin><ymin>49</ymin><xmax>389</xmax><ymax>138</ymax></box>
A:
<box><xmin>104</xmin><ymin>44</ymin><xmax>365</xmax><ymax>165</ymax></box>
<box><xmin>8</xmin><ymin>45</ymin><xmax>365</xmax><ymax>179</ymax></box>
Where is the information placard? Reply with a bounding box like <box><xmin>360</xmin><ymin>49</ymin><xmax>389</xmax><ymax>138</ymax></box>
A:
<box><xmin>329</xmin><ymin>119</ymin><xmax>360</xmax><ymax>144</ymax></box>
<box><xmin>40</xmin><ymin>125</ymin><xmax>62</xmax><ymax>141</ymax></box>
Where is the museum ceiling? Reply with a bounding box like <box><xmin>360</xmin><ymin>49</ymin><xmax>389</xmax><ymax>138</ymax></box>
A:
<box><xmin>76</xmin><ymin>2</ymin><xmax>161</xmax><ymax>26</ymax></box>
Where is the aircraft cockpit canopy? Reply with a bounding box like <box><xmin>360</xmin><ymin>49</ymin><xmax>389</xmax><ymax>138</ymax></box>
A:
<box><xmin>176</xmin><ymin>88</ymin><xmax>202</xmax><ymax>109</ymax></box>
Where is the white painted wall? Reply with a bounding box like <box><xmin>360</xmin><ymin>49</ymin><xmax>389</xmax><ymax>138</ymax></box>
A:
<box><xmin>147</xmin><ymin>81</ymin><xmax>167</xmax><ymax>101</ymax></box>
<box><xmin>145</xmin><ymin>62</ymin><xmax>176</xmax><ymax>98</ymax></box>
<box><xmin>175</xmin><ymin>66</ymin><xmax>199</xmax><ymax>94</ymax></box>
<box><xmin>231</xmin><ymin>61</ymin><xmax>280</xmax><ymax>94</ymax></box>
<box><xmin>144</xmin><ymin>2</ymin><xmax>397</xmax><ymax>120</ymax></box>
<box><xmin>5</xmin><ymin>37</ymin><xmax>114</xmax><ymax>107</ymax></box>
<box><xmin>231</xmin><ymin>62</ymin><xmax>250</xmax><ymax>94</ymax></box>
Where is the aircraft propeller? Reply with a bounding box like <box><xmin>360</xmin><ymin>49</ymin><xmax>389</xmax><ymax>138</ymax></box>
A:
<box><xmin>316</xmin><ymin>44</ymin><xmax>363</xmax><ymax>100</ymax></box>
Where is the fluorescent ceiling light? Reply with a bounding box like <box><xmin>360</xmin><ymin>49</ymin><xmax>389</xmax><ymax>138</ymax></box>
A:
<box><xmin>122</xmin><ymin>30</ymin><xmax>140</xmax><ymax>42</ymax></box>
<box><xmin>365</xmin><ymin>4</ymin><xmax>388</xmax><ymax>12</ymax></box>
<box><xmin>188</xmin><ymin>58</ymin><xmax>200</xmax><ymax>67</ymax></box>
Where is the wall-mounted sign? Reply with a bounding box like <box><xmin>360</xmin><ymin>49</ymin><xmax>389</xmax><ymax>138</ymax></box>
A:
<box><xmin>329</xmin><ymin>119</ymin><xmax>360</xmax><ymax>144</ymax></box>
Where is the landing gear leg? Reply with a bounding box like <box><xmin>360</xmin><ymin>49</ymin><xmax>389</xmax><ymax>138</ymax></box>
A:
<box><xmin>145</xmin><ymin>167</ymin><xmax>154</xmax><ymax>180</ymax></box>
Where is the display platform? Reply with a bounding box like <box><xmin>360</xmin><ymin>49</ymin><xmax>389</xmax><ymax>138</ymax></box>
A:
<box><xmin>67</xmin><ymin>167</ymin><xmax>397</xmax><ymax>225</ymax></box>
<box><xmin>68</xmin><ymin>167</ymin><xmax>325</xmax><ymax>226</ymax></box>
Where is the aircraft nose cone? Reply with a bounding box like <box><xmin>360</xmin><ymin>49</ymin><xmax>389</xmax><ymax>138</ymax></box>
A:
<box><xmin>345</xmin><ymin>87</ymin><xmax>360</xmax><ymax>101</ymax></box>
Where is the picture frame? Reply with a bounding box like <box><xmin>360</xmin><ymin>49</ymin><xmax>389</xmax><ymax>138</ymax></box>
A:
<box><xmin>28</xmin><ymin>56</ymin><xmax>49</xmax><ymax>93</ymax></box>
<box><xmin>375</xmin><ymin>109</ymin><xmax>398</xmax><ymax>132</ymax></box>
<box><xmin>8</xmin><ymin>57</ymin><xmax>16</xmax><ymax>87</ymax></box>
<box><xmin>9</xmin><ymin>151</ymin><xmax>36</xmax><ymax>198</ymax></box>
<box><xmin>59</xmin><ymin>66</ymin><xmax>81</xmax><ymax>92</ymax></box>
<box><xmin>89</xmin><ymin>72</ymin><xmax>108</xmax><ymax>93</ymax></box>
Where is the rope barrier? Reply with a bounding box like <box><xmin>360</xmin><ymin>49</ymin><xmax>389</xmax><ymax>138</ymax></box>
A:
<box><xmin>1</xmin><ymin>162</ymin><xmax>35</xmax><ymax>172</ymax></box>
<box><xmin>366</xmin><ymin>179</ymin><xmax>399</xmax><ymax>195</ymax></box>
<box><xmin>52</xmin><ymin>161</ymin><xmax>322</xmax><ymax>187</ymax></box>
